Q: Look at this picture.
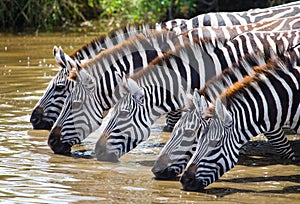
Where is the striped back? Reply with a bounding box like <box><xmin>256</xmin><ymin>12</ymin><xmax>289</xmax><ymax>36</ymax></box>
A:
<box><xmin>160</xmin><ymin>1</ymin><xmax>300</xmax><ymax>32</ymax></box>
<box><xmin>181</xmin><ymin>52</ymin><xmax>300</xmax><ymax>191</ymax></box>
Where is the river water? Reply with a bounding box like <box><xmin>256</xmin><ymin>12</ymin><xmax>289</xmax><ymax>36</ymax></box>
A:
<box><xmin>0</xmin><ymin>33</ymin><xmax>299</xmax><ymax>203</ymax></box>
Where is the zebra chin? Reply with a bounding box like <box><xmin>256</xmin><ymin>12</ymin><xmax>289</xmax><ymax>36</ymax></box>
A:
<box><xmin>180</xmin><ymin>163</ymin><xmax>206</xmax><ymax>192</ymax></box>
<box><xmin>48</xmin><ymin>126</ymin><xmax>72</xmax><ymax>155</ymax></box>
<box><xmin>30</xmin><ymin>106</ymin><xmax>53</xmax><ymax>130</ymax></box>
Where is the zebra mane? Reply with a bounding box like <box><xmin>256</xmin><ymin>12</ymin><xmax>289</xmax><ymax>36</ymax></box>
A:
<box><xmin>198</xmin><ymin>52</ymin><xmax>267</xmax><ymax>102</ymax></box>
<box><xmin>81</xmin><ymin>29</ymin><xmax>182</xmax><ymax>70</ymax></box>
<box><xmin>219</xmin><ymin>54</ymin><xmax>294</xmax><ymax>107</ymax></box>
<box><xmin>68</xmin><ymin>34</ymin><xmax>105</xmax><ymax>58</ymax></box>
<box><xmin>130</xmin><ymin>41</ymin><xmax>203</xmax><ymax>81</ymax></box>
<box><xmin>68</xmin><ymin>25</ymin><xmax>150</xmax><ymax>58</ymax></box>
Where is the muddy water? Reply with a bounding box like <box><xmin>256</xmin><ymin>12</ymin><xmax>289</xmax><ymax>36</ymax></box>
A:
<box><xmin>0</xmin><ymin>33</ymin><xmax>299</xmax><ymax>203</ymax></box>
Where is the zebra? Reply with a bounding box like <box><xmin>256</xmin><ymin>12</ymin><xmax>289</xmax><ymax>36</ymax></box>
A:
<box><xmin>151</xmin><ymin>43</ymin><xmax>300</xmax><ymax>179</ymax></box>
<box><xmin>94</xmin><ymin>29</ymin><xmax>300</xmax><ymax>162</ymax></box>
<box><xmin>30</xmin><ymin>26</ymin><xmax>152</xmax><ymax>130</ymax></box>
<box><xmin>158</xmin><ymin>1</ymin><xmax>300</xmax><ymax>33</ymax></box>
<box><xmin>180</xmin><ymin>53</ymin><xmax>300</xmax><ymax>191</ymax></box>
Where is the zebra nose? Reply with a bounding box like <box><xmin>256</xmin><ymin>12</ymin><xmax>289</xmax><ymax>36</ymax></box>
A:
<box><xmin>48</xmin><ymin>126</ymin><xmax>71</xmax><ymax>155</ymax></box>
<box><xmin>152</xmin><ymin>154</ymin><xmax>179</xmax><ymax>180</ymax></box>
<box><xmin>180</xmin><ymin>163</ymin><xmax>205</xmax><ymax>192</ymax></box>
<box><xmin>30</xmin><ymin>106</ymin><xmax>52</xmax><ymax>130</ymax></box>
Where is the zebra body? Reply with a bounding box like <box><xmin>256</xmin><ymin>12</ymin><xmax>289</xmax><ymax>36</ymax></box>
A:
<box><xmin>30</xmin><ymin>26</ymin><xmax>145</xmax><ymax>130</ymax></box>
<box><xmin>159</xmin><ymin>1</ymin><xmax>300</xmax><ymax>33</ymax></box>
<box><xmin>180</xmin><ymin>54</ymin><xmax>300</xmax><ymax>191</ymax></box>
<box><xmin>95</xmin><ymin>29</ymin><xmax>300</xmax><ymax>162</ymax></box>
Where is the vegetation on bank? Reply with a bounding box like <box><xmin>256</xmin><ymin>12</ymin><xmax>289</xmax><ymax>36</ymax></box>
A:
<box><xmin>0</xmin><ymin>0</ymin><xmax>295</xmax><ymax>33</ymax></box>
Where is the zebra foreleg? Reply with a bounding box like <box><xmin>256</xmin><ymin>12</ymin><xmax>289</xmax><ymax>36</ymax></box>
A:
<box><xmin>264</xmin><ymin>128</ymin><xmax>296</xmax><ymax>160</ymax></box>
<box><xmin>163</xmin><ymin>111</ymin><xmax>182</xmax><ymax>132</ymax></box>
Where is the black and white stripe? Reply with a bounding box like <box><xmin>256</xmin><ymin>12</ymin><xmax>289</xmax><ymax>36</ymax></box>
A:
<box><xmin>47</xmin><ymin>30</ymin><xmax>192</xmax><ymax>154</ymax></box>
<box><xmin>181</xmin><ymin>52</ymin><xmax>300</xmax><ymax>191</ymax></box>
<box><xmin>95</xmin><ymin>29</ymin><xmax>300</xmax><ymax>162</ymax></box>
<box><xmin>30</xmin><ymin>26</ymin><xmax>151</xmax><ymax>130</ymax></box>
<box><xmin>159</xmin><ymin>1</ymin><xmax>300</xmax><ymax>33</ymax></box>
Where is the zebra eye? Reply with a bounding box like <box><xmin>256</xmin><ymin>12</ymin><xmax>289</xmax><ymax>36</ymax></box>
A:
<box><xmin>55</xmin><ymin>84</ymin><xmax>65</xmax><ymax>91</ymax></box>
<box><xmin>119</xmin><ymin>109</ymin><xmax>130</xmax><ymax>117</ymax></box>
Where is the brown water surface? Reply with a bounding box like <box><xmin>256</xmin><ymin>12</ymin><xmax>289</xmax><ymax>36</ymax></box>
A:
<box><xmin>0</xmin><ymin>33</ymin><xmax>299</xmax><ymax>203</ymax></box>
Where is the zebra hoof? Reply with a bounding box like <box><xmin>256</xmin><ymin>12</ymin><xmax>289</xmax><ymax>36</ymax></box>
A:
<box><xmin>163</xmin><ymin>125</ymin><xmax>173</xmax><ymax>132</ymax></box>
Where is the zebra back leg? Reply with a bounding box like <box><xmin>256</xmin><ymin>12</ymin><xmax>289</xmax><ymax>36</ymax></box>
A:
<box><xmin>163</xmin><ymin>111</ymin><xmax>182</xmax><ymax>132</ymax></box>
<box><xmin>264</xmin><ymin>128</ymin><xmax>296</xmax><ymax>160</ymax></box>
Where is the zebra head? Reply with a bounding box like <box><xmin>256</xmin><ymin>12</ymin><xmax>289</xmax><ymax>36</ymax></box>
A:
<box><xmin>95</xmin><ymin>77</ymin><xmax>152</xmax><ymax>162</ymax></box>
<box><xmin>48</xmin><ymin>66</ymin><xmax>103</xmax><ymax>155</ymax></box>
<box><xmin>152</xmin><ymin>90</ymin><xmax>211</xmax><ymax>180</ymax></box>
<box><xmin>30</xmin><ymin>46</ymin><xmax>76</xmax><ymax>130</ymax></box>
<box><xmin>180</xmin><ymin>97</ymin><xmax>238</xmax><ymax>191</ymax></box>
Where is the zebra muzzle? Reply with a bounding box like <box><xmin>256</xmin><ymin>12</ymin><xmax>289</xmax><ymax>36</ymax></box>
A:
<box><xmin>48</xmin><ymin>126</ymin><xmax>71</xmax><ymax>155</ymax></box>
<box><xmin>180</xmin><ymin>163</ymin><xmax>206</xmax><ymax>192</ymax></box>
<box><xmin>152</xmin><ymin>154</ymin><xmax>180</xmax><ymax>180</ymax></box>
<box><xmin>30</xmin><ymin>106</ymin><xmax>52</xmax><ymax>130</ymax></box>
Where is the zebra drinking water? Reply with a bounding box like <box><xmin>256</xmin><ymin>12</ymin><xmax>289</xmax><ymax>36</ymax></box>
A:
<box><xmin>30</xmin><ymin>26</ymin><xmax>145</xmax><ymax>130</ymax></box>
<box><xmin>180</xmin><ymin>53</ymin><xmax>300</xmax><ymax>191</ymax></box>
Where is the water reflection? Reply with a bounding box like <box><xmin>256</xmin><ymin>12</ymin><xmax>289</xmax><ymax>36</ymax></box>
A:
<box><xmin>0</xmin><ymin>33</ymin><xmax>299</xmax><ymax>203</ymax></box>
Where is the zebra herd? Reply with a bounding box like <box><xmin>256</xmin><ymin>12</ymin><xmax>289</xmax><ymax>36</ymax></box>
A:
<box><xmin>30</xmin><ymin>1</ymin><xmax>300</xmax><ymax>191</ymax></box>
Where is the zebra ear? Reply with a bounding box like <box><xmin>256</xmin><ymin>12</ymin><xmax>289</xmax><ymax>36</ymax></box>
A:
<box><xmin>53</xmin><ymin>46</ymin><xmax>76</xmax><ymax>71</ymax></box>
<box><xmin>125</xmin><ymin>78</ymin><xmax>144</xmax><ymax>104</ymax></box>
<box><xmin>193</xmin><ymin>89</ymin><xmax>208</xmax><ymax>115</ymax></box>
<box><xmin>77</xmin><ymin>69</ymin><xmax>95</xmax><ymax>91</ymax></box>
<box><xmin>215</xmin><ymin>98</ymin><xmax>232</xmax><ymax>126</ymax></box>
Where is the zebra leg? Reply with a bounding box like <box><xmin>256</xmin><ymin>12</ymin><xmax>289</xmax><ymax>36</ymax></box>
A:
<box><xmin>163</xmin><ymin>111</ymin><xmax>182</xmax><ymax>132</ymax></box>
<box><xmin>264</xmin><ymin>128</ymin><xmax>296</xmax><ymax>160</ymax></box>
